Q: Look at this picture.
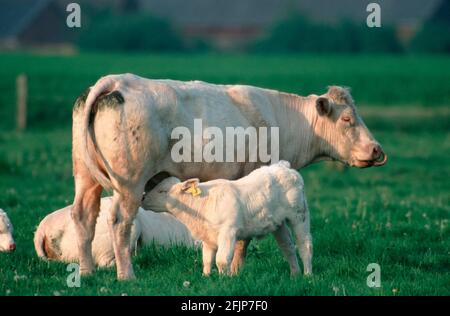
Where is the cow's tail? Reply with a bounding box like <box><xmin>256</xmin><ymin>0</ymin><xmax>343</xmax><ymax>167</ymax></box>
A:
<box><xmin>33</xmin><ymin>222</ymin><xmax>47</xmax><ymax>259</ymax></box>
<box><xmin>80</xmin><ymin>76</ymin><xmax>119</xmax><ymax>192</ymax></box>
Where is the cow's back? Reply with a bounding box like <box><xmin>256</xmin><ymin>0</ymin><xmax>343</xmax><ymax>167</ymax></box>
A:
<box><xmin>122</xmin><ymin>78</ymin><xmax>280</xmax><ymax>130</ymax></box>
<box><xmin>74</xmin><ymin>74</ymin><xmax>286</xmax><ymax>187</ymax></box>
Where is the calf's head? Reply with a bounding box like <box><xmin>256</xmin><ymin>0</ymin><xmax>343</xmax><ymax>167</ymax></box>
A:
<box><xmin>142</xmin><ymin>177</ymin><xmax>181</xmax><ymax>212</ymax></box>
<box><xmin>142</xmin><ymin>177</ymin><xmax>204</xmax><ymax>212</ymax></box>
<box><xmin>0</xmin><ymin>209</ymin><xmax>16</xmax><ymax>252</ymax></box>
<box><xmin>312</xmin><ymin>86</ymin><xmax>387</xmax><ymax>168</ymax></box>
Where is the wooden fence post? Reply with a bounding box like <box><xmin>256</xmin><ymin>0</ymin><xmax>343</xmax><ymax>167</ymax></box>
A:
<box><xmin>16</xmin><ymin>74</ymin><xmax>28</xmax><ymax>131</ymax></box>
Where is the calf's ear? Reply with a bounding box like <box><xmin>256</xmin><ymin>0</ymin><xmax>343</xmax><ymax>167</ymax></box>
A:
<box><xmin>181</xmin><ymin>178</ymin><xmax>200</xmax><ymax>191</ymax></box>
<box><xmin>316</xmin><ymin>97</ymin><xmax>332</xmax><ymax>116</ymax></box>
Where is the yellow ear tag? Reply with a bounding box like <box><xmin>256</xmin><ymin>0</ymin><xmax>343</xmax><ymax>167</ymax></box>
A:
<box><xmin>185</xmin><ymin>184</ymin><xmax>202</xmax><ymax>197</ymax></box>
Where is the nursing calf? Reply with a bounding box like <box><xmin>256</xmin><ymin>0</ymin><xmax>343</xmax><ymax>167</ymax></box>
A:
<box><xmin>143</xmin><ymin>161</ymin><xmax>312</xmax><ymax>276</ymax></box>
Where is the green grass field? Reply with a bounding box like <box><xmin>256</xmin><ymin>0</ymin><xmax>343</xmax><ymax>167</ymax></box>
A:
<box><xmin>0</xmin><ymin>53</ymin><xmax>449</xmax><ymax>296</ymax></box>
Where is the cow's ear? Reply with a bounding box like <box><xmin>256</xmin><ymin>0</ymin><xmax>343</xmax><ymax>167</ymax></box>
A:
<box><xmin>181</xmin><ymin>178</ymin><xmax>200</xmax><ymax>191</ymax></box>
<box><xmin>316</xmin><ymin>97</ymin><xmax>332</xmax><ymax>116</ymax></box>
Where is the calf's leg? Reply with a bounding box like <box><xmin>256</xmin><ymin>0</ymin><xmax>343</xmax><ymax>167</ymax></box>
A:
<box><xmin>71</xmin><ymin>173</ymin><xmax>102</xmax><ymax>275</ymax></box>
<box><xmin>289</xmin><ymin>203</ymin><xmax>313</xmax><ymax>275</ymax></box>
<box><xmin>273</xmin><ymin>221</ymin><xmax>300</xmax><ymax>275</ymax></box>
<box><xmin>202</xmin><ymin>243</ymin><xmax>217</xmax><ymax>276</ymax></box>
<box><xmin>216</xmin><ymin>228</ymin><xmax>237</xmax><ymax>275</ymax></box>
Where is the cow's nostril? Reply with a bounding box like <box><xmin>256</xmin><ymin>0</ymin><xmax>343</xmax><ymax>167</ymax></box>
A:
<box><xmin>9</xmin><ymin>243</ymin><xmax>16</xmax><ymax>251</ymax></box>
<box><xmin>372</xmin><ymin>145</ymin><xmax>381</xmax><ymax>157</ymax></box>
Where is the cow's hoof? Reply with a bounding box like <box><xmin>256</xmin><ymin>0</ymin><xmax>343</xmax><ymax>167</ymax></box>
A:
<box><xmin>117</xmin><ymin>272</ymin><xmax>136</xmax><ymax>281</ymax></box>
<box><xmin>79</xmin><ymin>268</ymin><xmax>94</xmax><ymax>276</ymax></box>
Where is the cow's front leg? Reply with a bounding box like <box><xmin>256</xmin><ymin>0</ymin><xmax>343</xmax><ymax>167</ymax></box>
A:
<box><xmin>273</xmin><ymin>221</ymin><xmax>300</xmax><ymax>275</ymax></box>
<box><xmin>108</xmin><ymin>190</ymin><xmax>141</xmax><ymax>280</ymax></box>
<box><xmin>71</xmin><ymin>176</ymin><xmax>102</xmax><ymax>275</ymax></box>
<box><xmin>216</xmin><ymin>228</ymin><xmax>237</xmax><ymax>275</ymax></box>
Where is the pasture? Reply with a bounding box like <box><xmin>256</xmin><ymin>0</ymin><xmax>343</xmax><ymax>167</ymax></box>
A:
<box><xmin>0</xmin><ymin>53</ymin><xmax>449</xmax><ymax>295</ymax></box>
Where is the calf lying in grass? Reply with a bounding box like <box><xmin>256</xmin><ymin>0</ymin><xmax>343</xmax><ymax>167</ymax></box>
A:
<box><xmin>143</xmin><ymin>161</ymin><xmax>312</xmax><ymax>276</ymax></box>
<box><xmin>34</xmin><ymin>197</ymin><xmax>197</xmax><ymax>267</ymax></box>
<box><xmin>0</xmin><ymin>209</ymin><xmax>15</xmax><ymax>252</ymax></box>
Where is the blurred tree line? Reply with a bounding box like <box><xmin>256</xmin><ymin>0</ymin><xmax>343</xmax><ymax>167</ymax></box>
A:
<box><xmin>409</xmin><ymin>0</ymin><xmax>450</xmax><ymax>53</ymax></box>
<box><xmin>251</xmin><ymin>15</ymin><xmax>403</xmax><ymax>53</ymax></box>
<box><xmin>77</xmin><ymin>5</ymin><xmax>184</xmax><ymax>52</ymax></box>
<box><xmin>77</xmin><ymin>4</ymin><xmax>450</xmax><ymax>54</ymax></box>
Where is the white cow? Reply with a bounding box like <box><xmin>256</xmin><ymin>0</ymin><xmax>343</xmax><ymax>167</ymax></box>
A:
<box><xmin>72</xmin><ymin>74</ymin><xmax>387</xmax><ymax>279</ymax></box>
<box><xmin>0</xmin><ymin>209</ymin><xmax>15</xmax><ymax>252</ymax></box>
<box><xmin>34</xmin><ymin>197</ymin><xmax>197</xmax><ymax>267</ymax></box>
<box><xmin>143</xmin><ymin>161</ymin><xmax>312</xmax><ymax>276</ymax></box>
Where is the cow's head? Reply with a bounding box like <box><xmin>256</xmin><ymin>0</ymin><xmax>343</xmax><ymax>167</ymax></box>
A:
<box><xmin>313</xmin><ymin>86</ymin><xmax>387</xmax><ymax>168</ymax></box>
<box><xmin>0</xmin><ymin>209</ymin><xmax>16</xmax><ymax>252</ymax></box>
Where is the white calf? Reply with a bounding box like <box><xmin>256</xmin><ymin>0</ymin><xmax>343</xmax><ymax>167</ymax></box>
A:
<box><xmin>143</xmin><ymin>161</ymin><xmax>313</xmax><ymax>276</ymax></box>
<box><xmin>34</xmin><ymin>197</ymin><xmax>197</xmax><ymax>267</ymax></box>
<box><xmin>0</xmin><ymin>209</ymin><xmax>16</xmax><ymax>252</ymax></box>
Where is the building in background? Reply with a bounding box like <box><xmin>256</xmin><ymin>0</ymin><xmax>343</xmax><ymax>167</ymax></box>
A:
<box><xmin>0</xmin><ymin>0</ymin><xmax>444</xmax><ymax>52</ymax></box>
<box><xmin>0</xmin><ymin>0</ymin><xmax>72</xmax><ymax>51</ymax></box>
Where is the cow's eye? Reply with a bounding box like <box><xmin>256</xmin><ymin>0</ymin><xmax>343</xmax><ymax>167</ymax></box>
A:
<box><xmin>341</xmin><ymin>116</ymin><xmax>351</xmax><ymax>123</ymax></box>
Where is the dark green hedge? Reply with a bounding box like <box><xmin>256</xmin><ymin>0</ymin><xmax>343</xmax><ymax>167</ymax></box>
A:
<box><xmin>251</xmin><ymin>15</ymin><xmax>403</xmax><ymax>53</ymax></box>
<box><xmin>78</xmin><ymin>13</ymin><xmax>183</xmax><ymax>52</ymax></box>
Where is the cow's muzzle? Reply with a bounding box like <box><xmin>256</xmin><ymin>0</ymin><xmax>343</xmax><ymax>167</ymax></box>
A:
<box><xmin>351</xmin><ymin>148</ymin><xmax>388</xmax><ymax>168</ymax></box>
<box><xmin>373</xmin><ymin>150</ymin><xmax>388</xmax><ymax>166</ymax></box>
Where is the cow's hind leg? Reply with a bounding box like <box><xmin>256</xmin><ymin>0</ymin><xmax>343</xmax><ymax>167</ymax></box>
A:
<box><xmin>71</xmin><ymin>173</ymin><xmax>102</xmax><ymax>275</ymax></box>
<box><xmin>230</xmin><ymin>239</ymin><xmax>250</xmax><ymax>274</ymax></box>
<box><xmin>108</xmin><ymin>188</ymin><xmax>142</xmax><ymax>280</ymax></box>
